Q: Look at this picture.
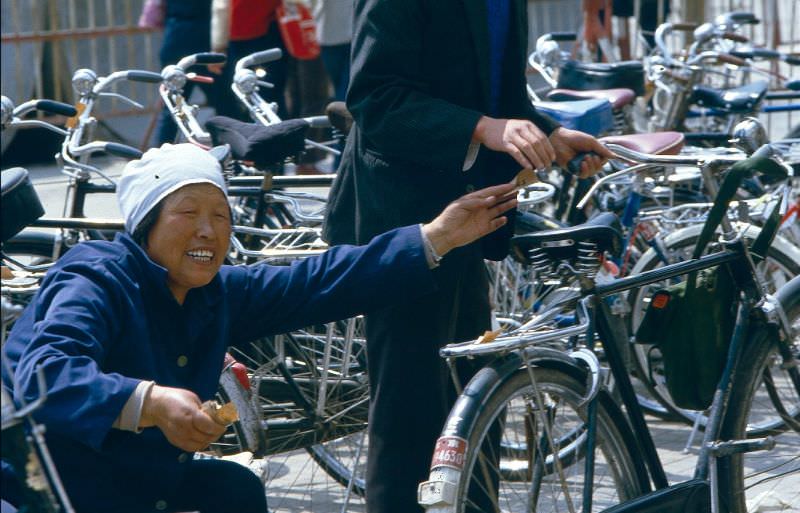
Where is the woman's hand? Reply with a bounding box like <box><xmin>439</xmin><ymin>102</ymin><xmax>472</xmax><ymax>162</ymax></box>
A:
<box><xmin>422</xmin><ymin>182</ymin><xmax>517</xmax><ymax>258</ymax></box>
<box><xmin>140</xmin><ymin>385</ymin><xmax>227</xmax><ymax>452</ymax></box>
<box><xmin>473</xmin><ymin>116</ymin><xmax>556</xmax><ymax>170</ymax></box>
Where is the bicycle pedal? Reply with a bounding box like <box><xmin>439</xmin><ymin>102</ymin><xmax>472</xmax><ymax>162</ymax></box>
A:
<box><xmin>707</xmin><ymin>436</ymin><xmax>776</xmax><ymax>457</ymax></box>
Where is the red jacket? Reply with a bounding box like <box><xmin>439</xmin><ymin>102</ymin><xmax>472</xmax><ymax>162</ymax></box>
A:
<box><xmin>230</xmin><ymin>0</ymin><xmax>280</xmax><ymax>40</ymax></box>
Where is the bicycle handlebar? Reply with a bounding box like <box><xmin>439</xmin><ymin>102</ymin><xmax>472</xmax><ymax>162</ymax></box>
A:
<box><xmin>575</xmin><ymin>144</ymin><xmax>747</xmax><ymax>209</ymax></box>
<box><xmin>716</xmin><ymin>11</ymin><xmax>760</xmax><ymax>27</ymax></box>
<box><xmin>126</xmin><ymin>70</ymin><xmax>163</xmax><ymax>84</ymax></box>
<box><xmin>785</xmin><ymin>54</ymin><xmax>800</xmax><ymax>66</ymax></box>
<box><xmin>547</xmin><ymin>32</ymin><xmax>577</xmax><ymax>42</ymax></box>
<box><xmin>177</xmin><ymin>52</ymin><xmax>226</xmax><ymax>70</ymax></box>
<box><xmin>566</xmin><ymin>152</ymin><xmax>600</xmax><ymax>175</ymax></box>
<box><xmin>68</xmin><ymin>140</ymin><xmax>141</xmax><ymax>160</ymax></box>
<box><xmin>93</xmin><ymin>69</ymin><xmax>161</xmax><ymax>94</ymax></box>
<box><xmin>2</xmin><ymin>97</ymin><xmax>71</xmax><ymax>136</ymax></box>
<box><xmin>12</xmin><ymin>99</ymin><xmax>74</xmax><ymax>119</ymax></box>
<box><xmin>104</xmin><ymin>142</ymin><xmax>143</xmax><ymax>160</ymax></box>
<box><xmin>35</xmin><ymin>100</ymin><xmax>78</xmax><ymax>118</ymax></box>
<box><xmin>720</xmin><ymin>31</ymin><xmax>750</xmax><ymax>43</ymax></box>
<box><xmin>731</xmin><ymin>48</ymin><xmax>781</xmax><ymax>61</ymax></box>
<box><xmin>716</xmin><ymin>53</ymin><xmax>748</xmax><ymax>66</ymax></box>
<box><xmin>236</xmin><ymin>48</ymin><xmax>283</xmax><ymax>72</ymax></box>
<box><xmin>671</xmin><ymin>22</ymin><xmax>699</xmax><ymax>31</ymax></box>
<box><xmin>303</xmin><ymin>115</ymin><xmax>331</xmax><ymax>129</ymax></box>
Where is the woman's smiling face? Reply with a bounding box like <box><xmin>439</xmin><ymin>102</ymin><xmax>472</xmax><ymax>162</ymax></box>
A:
<box><xmin>145</xmin><ymin>183</ymin><xmax>231</xmax><ymax>304</ymax></box>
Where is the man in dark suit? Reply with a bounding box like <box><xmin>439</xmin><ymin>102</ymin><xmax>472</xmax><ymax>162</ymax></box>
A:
<box><xmin>322</xmin><ymin>1</ymin><xmax>611</xmax><ymax>511</ymax></box>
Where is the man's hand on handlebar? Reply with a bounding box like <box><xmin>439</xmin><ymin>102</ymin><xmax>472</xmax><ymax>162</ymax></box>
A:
<box><xmin>550</xmin><ymin>127</ymin><xmax>612</xmax><ymax>178</ymax></box>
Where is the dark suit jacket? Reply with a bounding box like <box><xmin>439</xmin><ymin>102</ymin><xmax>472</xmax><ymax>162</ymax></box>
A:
<box><xmin>323</xmin><ymin>0</ymin><xmax>559</xmax><ymax>260</ymax></box>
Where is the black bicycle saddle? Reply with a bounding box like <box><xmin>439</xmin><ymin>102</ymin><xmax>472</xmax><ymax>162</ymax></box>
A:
<box><xmin>205</xmin><ymin>116</ymin><xmax>309</xmax><ymax>168</ymax></box>
<box><xmin>2</xmin><ymin>167</ymin><xmax>45</xmax><ymax>244</ymax></box>
<box><xmin>557</xmin><ymin>60</ymin><xmax>646</xmax><ymax>96</ymax></box>
<box><xmin>510</xmin><ymin>212</ymin><xmax>622</xmax><ymax>265</ymax></box>
<box><xmin>691</xmin><ymin>81</ymin><xmax>768</xmax><ymax>113</ymax></box>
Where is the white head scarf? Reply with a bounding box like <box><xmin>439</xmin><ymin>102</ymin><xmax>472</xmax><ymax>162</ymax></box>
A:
<box><xmin>118</xmin><ymin>143</ymin><xmax>227</xmax><ymax>233</ymax></box>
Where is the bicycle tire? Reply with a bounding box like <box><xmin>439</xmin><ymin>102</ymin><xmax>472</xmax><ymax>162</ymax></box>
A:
<box><xmin>717</xmin><ymin>275</ymin><xmax>800</xmax><ymax>513</ymax></box>
<box><xmin>451</xmin><ymin>366</ymin><xmax>647</xmax><ymax>512</ymax></box>
<box><xmin>627</xmin><ymin>225</ymin><xmax>800</xmax><ymax>434</ymax></box>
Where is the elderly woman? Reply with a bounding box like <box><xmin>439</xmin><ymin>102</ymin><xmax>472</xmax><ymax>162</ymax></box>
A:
<box><xmin>1</xmin><ymin>144</ymin><xmax>516</xmax><ymax>513</ymax></box>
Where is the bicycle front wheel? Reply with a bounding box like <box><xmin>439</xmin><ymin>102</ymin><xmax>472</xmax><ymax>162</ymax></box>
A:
<box><xmin>717</xmin><ymin>276</ymin><xmax>800</xmax><ymax>512</ymax></box>
<box><xmin>453</xmin><ymin>366</ymin><xmax>646</xmax><ymax>512</ymax></box>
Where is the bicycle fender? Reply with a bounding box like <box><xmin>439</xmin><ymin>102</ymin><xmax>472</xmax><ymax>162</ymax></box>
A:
<box><xmin>442</xmin><ymin>348</ymin><xmax>583</xmax><ymax>441</ymax></box>
<box><xmin>218</xmin><ymin>363</ymin><xmax>267</xmax><ymax>455</ymax></box>
<box><xmin>418</xmin><ymin>348</ymin><xmax>584</xmax><ymax>512</ymax></box>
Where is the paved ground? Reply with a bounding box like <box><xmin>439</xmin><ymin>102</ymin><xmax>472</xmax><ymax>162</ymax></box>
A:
<box><xmin>7</xmin><ymin>159</ymin><xmax>797</xmax><ymax>512</ymax></box>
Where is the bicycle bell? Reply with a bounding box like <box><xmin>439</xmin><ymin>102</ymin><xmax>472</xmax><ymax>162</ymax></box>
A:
<box><xmin>536</xmin><ymin>39</ymin><xmax>561</xmax><ymax>68</ymax></box>
<box><xmin>161</xmin><ymin>64</ymin><xmax>187</xmax><ymax>92</ymax></box>
<box><xmin>234</xmin><ymin>68</ymin><xmax>259</xmax><ymax>95</ymax></box>
<box><xmin>71</xmin><ymin>68</ymin><xmax>98</xmax><ymax>97</ymax></box>
<box><xmin>730</xmin><ymin>117</ymin><xmax>768</xmax><ymax>154</ymax></box>
<box><xmin>0</xmin><ymin>96</ymin><xmax>13</xmax><ymax>127</ymax></box>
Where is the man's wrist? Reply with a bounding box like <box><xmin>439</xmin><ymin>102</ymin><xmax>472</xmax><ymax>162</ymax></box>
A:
<box><xmin>471</xmin><ymin>116</ymin><xmax>490</xmax><ymax>144</ymax></box>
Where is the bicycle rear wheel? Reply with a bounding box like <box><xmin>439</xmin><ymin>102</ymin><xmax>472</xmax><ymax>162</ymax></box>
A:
<box><xmin>717</xmin><ymin>276</ymin><xmax>800</xmax><ymax>512</ymax></box>
<box><xmin>452</xmin><ymin>366</ymin><xmax>646</xmax><ymax>512</ymax></box>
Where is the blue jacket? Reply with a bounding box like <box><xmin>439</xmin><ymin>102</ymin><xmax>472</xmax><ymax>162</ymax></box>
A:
<box><xmin>2</xmin><ymin>227</ymin><xmax>433</xmax><ymax>512</ymax></box>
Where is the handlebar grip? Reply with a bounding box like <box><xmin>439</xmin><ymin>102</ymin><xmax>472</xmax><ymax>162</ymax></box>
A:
<box><xmin>671</xmin><ymin>22</ymin><xmax>699</xmax><ymax>31</ymax></box>
<box><xmin>752</xmin><ymin>48</ymin><xmax>780</xmax><ymax>59</ymax></box>
<box><xmin>241</xmin><ymin>48</ymin><xmax>283</xmax><ymax>68</ymax></box>
<box><xmin>721</xmin><ymin>32</ymin><xmax>749</xmax><ymax>43</ymax></box>
<box><xmin>35</xmin><ymin>100</ymin><xmax>78</xmax><ymax>117</ymax></box>
<box><xmin>736</xmin><ymin>48</ymin><xmax>781</xmax><ymax>60</ymax></box>
<box><xmin>549</xmin><ymin>32</ymin><xmax>577</xmax><ymax>42</ymax></box>
<box><xmin>104</xmin><ymin>142</ymin><xmax>143</xmax><ymax>160</ymax></box>
<box><xmin>304</xmin><ymin>115</ymin><xmax>331</xmax><ymax>129</ymax></box>
<box><xmin>126</xmin><ymin>70</ymin><xmax>163</xmax><ymax>83</ymax></box>
<box><xmin>717</xmin><ymin>53</ymin><xmax>748</xmax><ymax>66</ymax></box>
<box><xmin>785</xmin><ymin>55</ymin><xmax>800</xmax><ymax>66</ymax></box>
<box><xmin>187</xmin><ymin>73</ymin><xmax>215</xmax><ymax>84</ymax></box>
<box><xmin>726</xmin><ymin>11</ymin><xmax>759</xmax><ymax>25</ymax></box>
<box><xmin>194</xmin><ymin>52</ymin><xmax>227</xmax><ymax>65</ymax></box>
<box><xmin>750</xmin><ymin>144</ymin><xmax>776</xmax><ymax>162</ymax></box>
<box><xmin>566</xmin><ymin>152</ymin><xmax>599</xmax><ymax>175</ymax></box>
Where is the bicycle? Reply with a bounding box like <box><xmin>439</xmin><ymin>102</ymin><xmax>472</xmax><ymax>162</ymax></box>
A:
<box><xmin>418</xmin><ymin>145</ymin><xmax>798</xmax><ymax>513</ymax></box>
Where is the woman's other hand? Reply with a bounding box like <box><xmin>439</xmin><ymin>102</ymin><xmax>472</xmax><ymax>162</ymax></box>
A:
<box><xmin>422</xmin><ymin>182</ymin><xmax>517</xmax><ymax>258</ymax></box>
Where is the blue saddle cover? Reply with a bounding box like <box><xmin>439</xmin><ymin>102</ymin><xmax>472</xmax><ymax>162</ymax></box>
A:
<box><xmin>532</xmin><ymin>98</ymin><xmax>614</xmax><ymax>136</ymax></box>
